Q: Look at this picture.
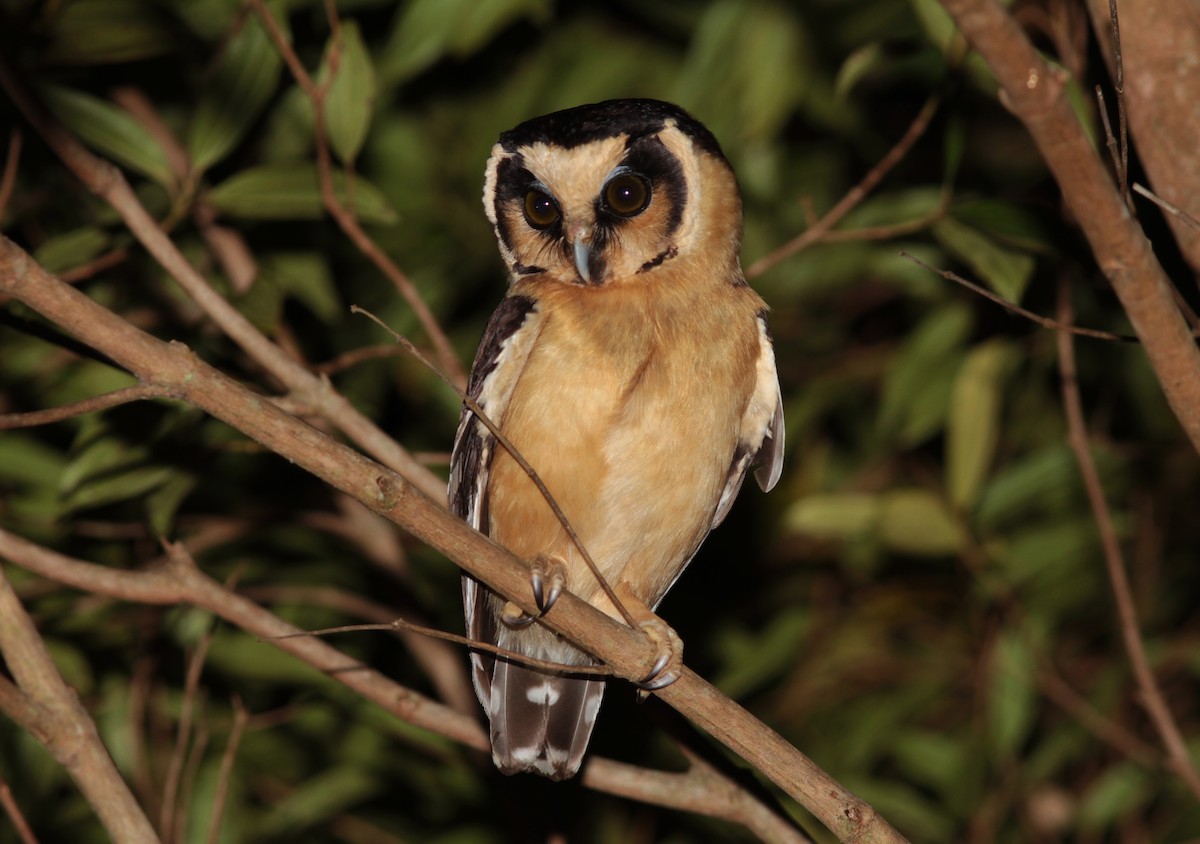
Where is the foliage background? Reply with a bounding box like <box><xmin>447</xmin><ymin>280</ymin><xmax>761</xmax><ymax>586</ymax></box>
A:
<box><xmin>1</xmin><ymin>0</ymin><xmax>1198</xmax><ymax>841</ymax></box>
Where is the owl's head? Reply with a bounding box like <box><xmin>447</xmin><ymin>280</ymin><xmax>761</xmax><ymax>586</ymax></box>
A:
<box><xmin>483</xmin><ymin>99</ymin><xmax>742</xmax><ymax>288</ymax></box>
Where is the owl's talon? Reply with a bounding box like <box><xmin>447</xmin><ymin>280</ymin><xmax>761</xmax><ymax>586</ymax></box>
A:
<box><xmin>500</xmin><ymin>601</ymin><xmax>535</xmax><ymax>629</ymax></box>
<box><xmin>531</xmin><ymin>556</ymin><xmax>567</xmax><ymax>616</ymax></box>
<box><xmin>633</xmin><ymin>617</ymin><xmax>683</xmax><ymax>693</ymax></box>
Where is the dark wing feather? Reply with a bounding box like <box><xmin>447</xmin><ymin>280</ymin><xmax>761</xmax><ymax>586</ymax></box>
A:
<box><xmin>449</xmin><ymin>294</ymin><xmax>541</xmax><ymax>713</ymax></box>
<box><xmin>711</xmin><ymin>312</ymin><xmax>785</xmax><ymax>528</ymax></box>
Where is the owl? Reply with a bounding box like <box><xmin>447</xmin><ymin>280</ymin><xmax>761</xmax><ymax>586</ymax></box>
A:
<box><xmin>449</xmin><ymin>99</ymin><xmax>784</xmax><ymax>780</ymax></box>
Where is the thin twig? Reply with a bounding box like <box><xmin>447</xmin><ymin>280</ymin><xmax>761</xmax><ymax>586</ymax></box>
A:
<box><xmin>58</xmin><ymin>247</ymin><xmax>131</xmax><ymax>284</ymax></box>
<box><xmin>1055</xmin><ymin>278</ymin><xmax>1200</xmax><ymax>799</ymax></box>
<box><xmin>314</xmin><ymin>343</ymin><xmax>411</xmax><ymax>375</ymax></box>
<box><xmin>161</xmin><ymin>633</ymin><xmax>212</xmax><ymax>842</ymax></box>
<box><xmin>899</xmin><ymin>251</ymin><xmax>1138</xmax><ymax>341</ymax></box>
<box><xmin>0</xmin><ymin>777</ymin><xmax>39</xmax><ymax>844</ymax></box>
<box><xmin>205</xmin><ymin>697</ymin><xmax>248</xmax><ymax>844</ymax></box>
<box><xmin>265</xmin><ymin>619</ymin><xmax>612</xmax><ymax>677</ymax></box>
<box><xmin>746</xmin><ymin>93</ymin><xmax>941</xmax><ymax>278</ymax></box>
<box><xmin>249</xmin><ymin>0</ymin><xmax>466</xmax><ymax>388</ymax></box>
<box><xmin>351</xmin><ymin>304</ymin><xmax>637</xmax><ymax>629</ymax></box>
<box><xmin>0</xmin><ymin>56</ymin><xmax>445</xmax><ymax>502</ymax></box>
<box><xmin>0</xmin><ymin>384</ymin><xmax>172</xmax><ymax>430</ymax></box>
<box><xmin>0</xmin><ymin>129</ymin><xmax>21</xmax><ymax>221</ymax></box>
<box><xmin>1108</xmin><ymin>0</ymin><xmax>1129</xmax><ymax>206</ymax></box>
<box><xmin>1133</xmin><ymin>183</ymin><xmax>1200</xmax><ymax>233</ymax></box>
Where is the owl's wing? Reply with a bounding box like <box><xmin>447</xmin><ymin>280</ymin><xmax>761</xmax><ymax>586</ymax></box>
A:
<box><xmin>711</xmin><ymin>312</ymin><xmax>785</xmax><ymax>528</ymax></box>
<box><xmin>449</xmin><ymin>294</ymin><xmax>542</xmax><ymax>711</ymax></box>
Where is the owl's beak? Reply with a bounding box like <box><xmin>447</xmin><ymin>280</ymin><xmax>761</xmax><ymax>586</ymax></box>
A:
<box><xmin>566</xmin><ymin>221</ymin><xmax>593</xmax><ymax>283</ymax></box>
<box><xmin>572</xmin><ymin>239</ymin><xmax>592</xmax><ymax>283</ymax></box>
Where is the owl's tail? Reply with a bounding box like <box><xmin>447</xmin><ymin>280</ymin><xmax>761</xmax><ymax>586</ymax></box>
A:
<box><xmin>487</xmin><ymin>660</ymin><xmax>606</xmax><ymax>780</ymax></box>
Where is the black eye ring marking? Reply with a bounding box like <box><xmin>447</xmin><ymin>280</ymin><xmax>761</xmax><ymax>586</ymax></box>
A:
<box><xmin>602</xmin><ymin>171</ymin><xmax>651</xmax><ymax>218</ymax></box>
<box><xmin>523</xmin><ymin>188</ymin><xmax>561</xmax><ymax>230</ymax></box>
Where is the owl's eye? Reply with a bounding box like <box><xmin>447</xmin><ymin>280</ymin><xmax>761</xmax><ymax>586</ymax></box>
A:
<box><xmin>603</xmin><ymin>173</ymin><xmax>651</xmax><ymax>217</ymax></box>
<box><xmin>523</xmin><ymin>190</ymin><xmax>560</xmax><ymax>229</ymax></box>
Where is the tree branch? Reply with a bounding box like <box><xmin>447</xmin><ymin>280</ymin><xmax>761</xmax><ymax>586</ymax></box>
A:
<box><xmin>0</xmin><ymin>234</ymin><xmax>906</xmax><ymax>843</ymax></box>
<box><xmin>0</xmin><ymin>565</ymin><xmax>160</xmax><ymax>843</ymax></box>
<box><xmin>936</xmin><ymin>0</ymin><xmax>1200</xmax><ymax>454</ymax></box>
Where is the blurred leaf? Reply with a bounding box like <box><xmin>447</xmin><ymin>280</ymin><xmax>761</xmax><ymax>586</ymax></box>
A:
<box><xmin>0</xmin><ymin>435</ymin><xmax>69</xmax><ymax>485</ymax></box>
<box><xmin>257</xmin><ymin>765</ymin><xmax>381</xmax><ymax>836</ymax></box>
<box><xmin>188</xmin><ymin>6</ymin><xmax>284</xmax><ymax>172</ymax></box>
<box><xmin>1078</xmin><ymin>764</ymin><xmax>1153</xmax><ymax>830</ymax></box>
<box><xmin>43</xmin><ymin>0</ymin><xmax>175</xmax><ymax>64</ymax></box>
<box><xmin>207</xmin><ymin>164</ymin><xmax>398</xmax><ymax>223</ymax></box>
<box><xmin>32</xmin><ymin>226</ymin><xmax>111</xmax><ymax>275</ymax></box>
<box><xmin>785</xmin><ymin>493</ymin><xmax>880</xmax><ymax>538</ymax></box>
<box><xmin>321</xmin><ymin>21</ymin><xmax>376</xmax><ymax>163</ymax></box>
<box><xmin>988</xmin><ymin>632</ymin><xmax>1035</xmax><ymax>759</ymax></box>
<box><xmin>891</xmin><ymin>729</ymin><xmax>974</xmax><ymax>806</ymax></box>
<box><xmin>878</xmin><ymin>489</ymin><xmax>964</xmax><ymax>556</ymax></box>
<box><xmin>946</xmin><ymin>339</ymin><xmax>1017</xmax><ymax>510</ymax></box>
<box><xmin>145</xmin><ymin>472</ymin><xmax>198</xmax><ymax>536</ymax></box>
<box><xmin>976</xmin><ymin>445</ymin><xmax>1079</xmax><ymax>531</ymax></box>
<box><xmin>260</xmin><ymin>252</ymin><xmax>342</xmax><ymax>323</ymax></box>
<box><xmin>62</xmin><ymin>466</ymin><xmax>176</xmax><ymax>513</ymax></box>
<box><xmin>41</xmin><ymin>85</ymin><xmax>175</xmax><ymax>187</ymax></box>
<box><xmin>933</xmin><ymin>216</ymin><xmax>1036</xmax><ymax>303</ymax></box>
<box><xmin>43</xmin><ymin>639</ymin><xmax>94</xmax><ymax>695</ymax></box>
<box><xmin>877</xmin><ymin>302</ymin><xmax>973</xmax><ymax>445</ymax></box>
<box><xmin>834</xmin><ymin>43</ymin><xmax>885</xmax><ymax>100</ymax></box>
<box><xmin>909</xmin><ymin>0</ymin><xmax>958</xmax><ymax>53</ymax></box>
<box><xmin>713</xmin><ymin>609</ymin><xmax>809</xmax><ymax>698</ymax></box>
<box><xmin>380</xmin><ymin>0</ymin><xmax>551</xmax><ymax>85</ymax></box>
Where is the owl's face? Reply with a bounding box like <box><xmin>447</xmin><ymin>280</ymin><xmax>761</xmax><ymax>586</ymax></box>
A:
<box><xmin>483</xmin><ymin>100</ymin><xmax>742</xmax><ymax>288</ymax></box>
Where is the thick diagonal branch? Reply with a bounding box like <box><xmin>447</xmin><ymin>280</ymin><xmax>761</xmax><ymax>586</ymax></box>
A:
<box><xmin>0</xmin><ymin>234</ymin><xmax>906</xmax><ymax>844</ymax></box>
<box><xmin>937</xmin><ymin>0</ymin><xmax>1200</xmax><ymax>454</ymax></box>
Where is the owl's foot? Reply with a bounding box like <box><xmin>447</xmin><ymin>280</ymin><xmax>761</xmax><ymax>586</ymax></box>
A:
<box><xmin>499</xmin><ymin>601</ymin><xmax>535</xmax><ymax>628</ymax></box>
<box><xmin>531</xmin><ymin>556</ymin><xmax>567</xmax><ymax>616</ymax></box>
<box><xmin>635</xmin><ymin>617</ymin><xmax>684</xmax><ymax>693</ymax></box>
<box><xmin>611</xmin><ymin>582</ymin><xmax>684</xmax><ymax>694</ymax></box>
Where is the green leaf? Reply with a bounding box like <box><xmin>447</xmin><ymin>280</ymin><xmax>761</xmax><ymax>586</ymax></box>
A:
<box><xmin>43</xmin><ymin>0</ymin><xmax>175</xmax><ymax>65</ymax></box>
<box><xmin>62</xmin><ymin>466</ymin><xmax>176</xmax><ymax>513</ymax></box>
<box><xmin>987</xmin><ymin>632</ymin><xmax>1035</xmax><ymax>759</ymax></box>
<box><xmin>260</xmin><ymin>253</ymin><xmax>342</xmax><ymax>323</ymax></box>
<box><xmin>380</xmin><ymin>0</ymin><xmax>551</xmax><ymax>85</ymax></box>
<box><xmin>877</xmin><ymin>302</ymin><xmax>973</xmax><ymax>445</ymax></box>
<box><xmin>41</xmin><ymin>86</ymin><xmax>175</xmax><ymax>187</ymax></box>
<box><xmin>32</xmin><ymin>226</ymin><xmax>111</xmax><ymax>275</ymax></box>
<box><xmin>145</xmin><ymin>472</ymin><xmax>198</xmax><ymax>536</ymax></box>
<box><xmin>188</xmin><ymin>7</ymin><xmax>284</xmax><ymax>172</ymax></box>
<box><xmin>946</xmin><ymin>339</ymin><xmax>1016</xmax><ymax>511</ymax></box>
<box><xmin>834</xmin><ymin>43</ymin><xmax>886</xmax><ymax>100</ymax></box>
<box><xmin>975</xmin><ymin>446</ymin><xmax>1078</xmax><ymax>531</ymax></box>
<box><xmin>932</xmin><ymin>216</ymin><xmax>1036</xmax><ymax>304</ymax></box>
<box><xmin>0</xmin><ymin>435</ymin><xmax>69</xmax><ymax>485</ymax></box>
<box><xmin>909</xmin><ymin>0</ymin><xmax>958</xmax><ymax>53</ymax></box>
<box><xmin>321</xmin><ymin>21</ymin><xmax>376</xmax><ymax>163</ymax></box>
<box><xmin>713</xmin><ymin>610</ymin><xmax>810</xmax><ymax>699</ymax></box>
<box><xmin>784</xmin><ymin>493</ymin><xmax>880</xmax><ymax>538</ymax></box>
<box><xmin>878</xmin><ymin>489</ymin><xmax>965</xmax><ymax>556</ymax></box>
<box><xmin>206</xmin><ymin>164</ymin><xmax>398</xmax><ymax>223</ymax></box>
<box><xmin>1078</xmin><ymin>764</ymin><xmax>1152</xmax><ymax>830</ymax></box>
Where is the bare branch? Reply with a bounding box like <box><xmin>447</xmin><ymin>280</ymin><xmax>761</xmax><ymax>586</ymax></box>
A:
<box><xmin>0</xmin><ymin>58</ymin><xmax>446</xmax><ymax>503</ymax></box>
<box><xmin>0</xmin><ymin>129</ymin><xmax>20</xmax><ymax>221</ymax></box>
<box><xmin>900</xmin><ymin>251</ymin><xmax>1139</xmax><ymax>341</ymax></box>
<box><xmin>0</xmin><ymin>235</ymin><xmax>906</xmax><ymax>843</ymax></box>
<box><xmin>0</xmin><ymin>384</ymin><xmax>172</xmax><ymax>430</ymax></box>
<box><xmin>1133</xmin><ymin>183</ymin><xmax>1200</xmax><ymax>233</ymax></box>
<box><xmin>937</xmin><ymin>0</ymin><xmax>1200</xmax><ymax>455</ymax></box>
<box><xmin>0</xmin><ymin>776</ymin><xmax>39</xmax><ymax>844</ymax></box>
<box><xmin>0</xmin><ymin>566</ymin><xmax>159</xmax><ymax>843</ymax></box>
<box><xmin>746</xmin><ymin>93</ymin><xmax>941</xmax><ymax>279</ymax></box>
<box><xmin>249</xmin><ymin>0</ymin><xmax>467</xmax><ymax>388</ymax></box>
<box><xmin>205</xmin><ymin>698</ymin><xmax>247</xmax><ymax>844</ymax></box>
<box><xmin>1055</xmin><ymin>279</ymin><xmax>1200</xmax><ymax>798</ymax></box>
